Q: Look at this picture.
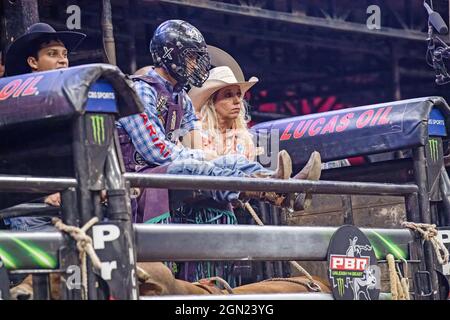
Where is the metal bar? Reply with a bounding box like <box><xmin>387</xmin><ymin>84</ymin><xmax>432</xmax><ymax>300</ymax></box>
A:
<box><xmin>103</xmin><ymin>141</ymin><xmax>139</xmax><ymax>300</ymax></box>
<box><xmin>0</xmin><ymin>174</ymin><xmax>418</xmax><ymax>196</ymax></box>
<box><xmin>0</xmin><ymin>0</ymin><xmax>39</xmax><ymax>49</ymax></box>
<box><xmin>412</xmin><ymin>146</ymin><xmax>440</xmax><ymax>299</ymax></box>
<box><xmin>72</xmin><ymin>116</ymin><xmax>97</xmax><ymax>300</ymax></box>
<box><xmin>0</xmin><ymin>176</ymin><xmax>77</xmax><ymax>193</ymax></box>
<box><xmin>0</xmin><ymin>225</ymin><xmax>413</xmax><ymax>269</ymax></box>
<box><xmin>125</xmin><ymin>173</ymin><xmax>419</xmax><ymax>196</ymax></box>
<box><xmin>134</xmin><ymin>224</ymin><xmax>413</xmax><ymax>262</ymax></box>
<box><xmin>59</xmin><ymin>188</ymin><xmax>82</xmax><ymax>300</ymax></box>
<box><xmin>0</xmin><ymin>203</ymin><xmax>60</xmax><ymax>219</ymax></box>
<box><xmin>32</xmin><ymin>274</ymin><xmax>50</xmax><ymax>300</ymax></box>
<box><xmin>405</xmin><ymin>193</ymin><xmax>421</xmax><ymax>223</ymax></box>
<box><xmin>0</xmin><ymin>231</ymin><xmax>63</xmax><ymax>269</ymax></box>
<box><xmin>154</xmin><ymin>0</ymin><xmax>428</xmax><ymax>42</ymax></box>
<box><xmin>341</xmin><ymin>195</ymin><xmax>354</xmax><ymax>225</ymax></box>
<box><xmin>392</xmin><ymin>43</ymin><xmax>402</xmax><ymax>100</ymax></box>
<box><xmin>10</xmin><ymin>269</ymin><xmax>63</xmax><ymax>274</ymax></box>
<box><xmin>141</xmin><ymin>292</ymin><xmax>393</xmax><ymax>300</ymax></box>
<box><xmin>102</xmin><ymin>0</ymin><xmax>117</xmax><ymax>65</ymax></box>
<box><xmin>271</xmin><ymin>206</ymin><xmax>284</xmax><ymax>277</ymax></box>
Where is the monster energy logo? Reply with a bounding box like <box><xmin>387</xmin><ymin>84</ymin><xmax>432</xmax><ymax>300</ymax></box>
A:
<box><xmin>91</xmin><ymin>115</ymin><xmax>105</xmax><ymax>145</ymax></box>
<box><xmin>429</xmin><ymin>138</ymin><xmax>439</xmax><ymax>162</ymax></box>
<box><xmin>337</xmin><ymin>278</ymin><xmax>345</xmax><ymax>297</ymax></box>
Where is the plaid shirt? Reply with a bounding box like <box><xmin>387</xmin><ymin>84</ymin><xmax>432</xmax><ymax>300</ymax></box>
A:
<box><xmin>117</xmin><ymin>68</ymin><xmax>204</xmax><ymax>166</ymax></box>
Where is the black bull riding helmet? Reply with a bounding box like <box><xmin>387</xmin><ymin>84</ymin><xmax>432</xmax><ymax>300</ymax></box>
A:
<box><xmin>150</xmin><ymin>20</ymin><xmax>211</xmax><ymax>88</ymax></box>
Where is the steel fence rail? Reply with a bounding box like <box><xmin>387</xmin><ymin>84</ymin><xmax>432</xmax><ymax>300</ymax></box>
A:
<box><xmin>0</xmin><ymin>175</ymin><xmax>77</xmax><ymax>193</ymax></box>
<box><xmin>134</xmin><ymin>224</ymin><xmax>412</xmax><ymax>262</ymax></box>
<box><xmin>125</xmin><ymin>173</ymin><xmax>419</xmax><ymax>195</ymax></box>
<box><xmin>0</xmin><ymin>203</ymin><xmax>60</xmax><ymax>219</ymax></box>
<box><xmin>0</xmin><ymin>174</ymin><xmax>419</xmax><ymax>196</ymax></box>
<box><xmin>0</xmin><ymin>224</ymin><xmax>412</xmax><ymax>269</ymax></box>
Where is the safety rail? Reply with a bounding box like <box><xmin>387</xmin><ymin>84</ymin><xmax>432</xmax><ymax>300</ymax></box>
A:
<box><xmin>0</xmin><ymin>173</ymin><xmax>419</xmax><ymax>195</ymax></box>
<box><xmin>0</xmin><ymin>224</ymin><xmax>413</xmax><ymax>269</ymax></box>
<box><xmin>0</xmin><ymin>173</ymin><xmax>430</xmax><ymax>300</ymax></box>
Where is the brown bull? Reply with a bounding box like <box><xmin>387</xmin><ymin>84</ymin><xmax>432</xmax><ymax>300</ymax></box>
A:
<box><xmin>137</xmin><ymin>262</ymin><xmax>331</xmax><ymax>296</ymax></box>
<box><xmin>10</xmin><ymin>262</ymin><xmax>330</xmax><ymax>299</ymax></box>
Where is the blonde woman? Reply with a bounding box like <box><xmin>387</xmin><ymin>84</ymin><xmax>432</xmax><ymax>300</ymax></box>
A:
<box><xmin>189</xmin><ymin>66</ymin><xmax>259</xmax><ymax>161</ymax></box>
<box><xmin>190</xmin><ymin>65</ymin><xmax>322</xmax><ymax>210</ymax></box>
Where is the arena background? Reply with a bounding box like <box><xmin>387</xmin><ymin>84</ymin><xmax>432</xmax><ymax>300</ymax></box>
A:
<box><xmin>2</xmin><ymin>0</ymin><xmax>450</xmax><ymax>124</ymax></box>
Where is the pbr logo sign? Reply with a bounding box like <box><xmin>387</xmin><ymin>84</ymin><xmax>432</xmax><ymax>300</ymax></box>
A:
<box><xmin>327</xmin><ymin>225</ymin><xmax>380</xmax><ymax>300</ymax></box>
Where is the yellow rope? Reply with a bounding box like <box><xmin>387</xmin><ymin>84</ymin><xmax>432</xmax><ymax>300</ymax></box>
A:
<box><xmin>387</xmin><ymin>254</ymin><xmax>410</xmax><ymax>300</ymax></box>
<box><xmin>244</xmin><ymin>202</ymin><xmax>322</xmax><ymax>292</ymax></box>
<box><xmin>402</xmin><ymin>222</ymin><xmax>449</xmax><ymax>265</ymax></box>
<box><xmin>52</xmin><ymin>217</ymin><xmax>102</xmax><ymax>300</ymax></box>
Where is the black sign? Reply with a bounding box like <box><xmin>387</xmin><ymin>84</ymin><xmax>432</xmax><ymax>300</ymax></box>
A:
<box><xmin>327</xmin><ymin>225</ymin><xmax>380</xmax><ymax>300</ymax></box>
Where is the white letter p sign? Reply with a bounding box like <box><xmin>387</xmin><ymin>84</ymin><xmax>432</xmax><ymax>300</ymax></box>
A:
<box><xmin>93</xmin><ymin>225</ymin><xmax>120</xmax><ymax>250</ymax></box>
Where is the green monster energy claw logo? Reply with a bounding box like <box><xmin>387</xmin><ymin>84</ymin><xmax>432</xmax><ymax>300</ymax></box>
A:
<box><xmin>337</xmin><ymin>278</ymin><xmax>345</xmax><ymax>297</ymax></box>
<box><xmin>429</xmin><ymin>138</ymin><xmax>439</xmax><ymax>162</ymax></box>
<box><xmin>91</xmin><ymin>115</ymin><xmax>105</xmax><ymax>145</ymax></box>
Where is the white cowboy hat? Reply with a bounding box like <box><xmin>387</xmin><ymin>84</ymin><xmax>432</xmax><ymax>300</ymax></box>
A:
<box><xmin>189</xmin><ymin>66</ymin><xmax>258</xmax><ymax>112</ymax></box>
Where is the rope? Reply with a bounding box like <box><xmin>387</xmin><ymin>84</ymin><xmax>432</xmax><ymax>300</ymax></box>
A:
<box><xmin>136</xmin><ymin>265</ymin><xmax>151</xmax><ymax>283</ymax></box>
<box><xmin>244</xmin><ymin>201</ymin><xmax>264</xmax><ymax>226</ymax></box>
<box><xmin>243</xmin><ymin>202</ymin><xmax>322</xmax><ymax>292</ymax></box>
<box><xmin>52</xmin><ymin>217</ymin><xmax>102</xmax><ymax>300</ymax></box>
<box><xmin>397</xmin><ymin>261</ymin><xmax>410</xmax><ymax>300</ymax></box>
<box><xmin>262</xmin><ymin>277</ymin><xmax>322</xmax><ymax>292</ymax></box>
<box><xmin>387</xmin><ymin>254</ymin><xmax>410</xmax><ymax>300</ymax></box>
<box><xmin>194</xmin><ymin>276</ymin><xmax>234</xmax><ymax>294</ymax></box>
<box><xmin>402</xmin><ymin>222</ymin><xmax>449</xmax><ymax>265</ymax></box>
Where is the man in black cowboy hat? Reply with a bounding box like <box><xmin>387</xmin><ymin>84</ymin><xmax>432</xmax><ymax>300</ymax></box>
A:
<box><xmin>4</xmin><ymin>23</ymin><xmax>86</xmax><ymax>299</ymax></box>
<box><xmin>3</xmin><ymin>23</ymin><xmax>85</xmax><ymax>233</ymax></box>
<box><xmin>4</xmin><ymin>22</ymin><xmax>85</xmax><ymax>76</ymax></box>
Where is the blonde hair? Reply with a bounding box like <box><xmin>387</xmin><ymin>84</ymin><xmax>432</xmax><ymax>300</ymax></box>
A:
<box><xmin>198</xmin><ymin>91</ymin><xmax>256</xmax><ymax>159</ymax></box>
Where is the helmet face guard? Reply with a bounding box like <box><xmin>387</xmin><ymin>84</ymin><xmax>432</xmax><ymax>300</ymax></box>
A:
<box><xmin>150</xmin><ymin>20</ymin><xmax>211</xmax><ymax>88</ymax></box>
<box><xmin>180</xmin><ymin>48</ymin><xmax>210</xmax><ymax>87</ymax></box>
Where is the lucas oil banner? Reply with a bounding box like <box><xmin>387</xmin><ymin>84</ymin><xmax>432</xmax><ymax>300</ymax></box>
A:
<box><xmin>253</xmin><ymin>97</ymin><xmax>450</xmax><ymax>166</ymax></box>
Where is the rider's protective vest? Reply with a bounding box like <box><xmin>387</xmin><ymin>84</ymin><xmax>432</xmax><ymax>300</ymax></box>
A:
<box><xmin>118</xmin><ymin>74</ymin><xmax>185</xmax><ymax>172</ymax></box>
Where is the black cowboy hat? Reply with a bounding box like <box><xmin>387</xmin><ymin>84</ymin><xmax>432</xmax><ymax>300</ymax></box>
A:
<box><xmin>4</xmin><ymin>22</ymin><xmax>86</xmax><ymax>76</ymax></box>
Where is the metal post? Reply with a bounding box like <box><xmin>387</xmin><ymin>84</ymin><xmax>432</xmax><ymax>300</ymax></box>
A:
<box><xmin>32</xmin><ymin>274</ymin><xmax>50</xmax><ymax>300</ymax></box>
<box><xmin>72</xmin><ymin>116</ymin><xmax>98</xmax><ymax>300</ymax></box>
<box><xmin>405</xmin><ymin>192</ymin><xmax>421</xmax><ymax>223</ymax></box>
<box><xmin>59</xmin><ymin>188</ymin><xmax>82</xmax><ymax>300</ymax></box>
<box><xmin>102</xmin><ymin>0</ymin><xmax>117</xmax><ymax>65</ymax></box>
<box><xmin>258</xmin><ymin>202</ymin><xmax>274</xmax><ymax>279</ymax></box>
<box><xmin>102</xmin><ymin>129</ymin><xmax>138</xmax><ymax>300</ymax></box>
<box><xmin>271</xmin><ymin>206</ymin><xmax>284</xmax><ymax>277</ymax></box>
<box><xmin>412</xmin><ymin>147</ymin><xmax>440</xmax><ymax>299</ymax></box>
<box><xmin>342</xmin><ymin>195</ymin><xmax>354</xmax><ymax>225</ymax></box>
<box><xmin>0</xmin><ymin>0</ymin><xmax>39</xmax><ymax>50</ymax></box>
<box><xmin>392</xmin><ymin>43</ymin><xmax>401</xmax><ymax>101</ymax></box>
<box><xmin>127</xmin><ymin>0</ymin><xmax>137</xmax><ymax>74</ymax></box>
<box><xmin>405</xmin><ymin>192</ymin><xmax>429</xmax><ymax>300</ymax></box>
